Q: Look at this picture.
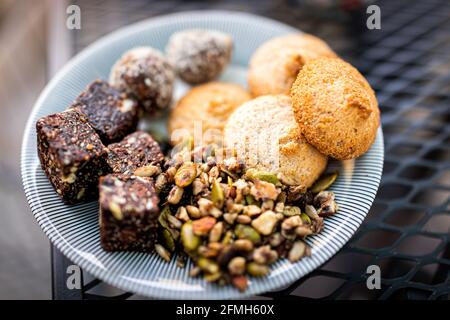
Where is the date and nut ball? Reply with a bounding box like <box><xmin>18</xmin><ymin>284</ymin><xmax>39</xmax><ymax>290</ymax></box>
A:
<box><xmin>166</xmin><ymin>29</ymin><xmax>233</xmax><ymax>84</ymax></box>
<box><xmin>109</xmin><ymin>47</ymin><xmax>175</xmax><ymax>115</ymax></box>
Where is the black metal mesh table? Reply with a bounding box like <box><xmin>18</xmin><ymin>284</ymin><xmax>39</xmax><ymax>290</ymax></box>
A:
<box><xmin>51</xmin><ymin>0</ymin><xmax>450</xmax><ymax>300</ymax></box>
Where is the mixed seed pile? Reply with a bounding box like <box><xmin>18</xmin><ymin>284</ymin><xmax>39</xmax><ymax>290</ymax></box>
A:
<box><xmin>147</xmin><ymin>144</ymin><xmax>338</xmax><ymax>291</ymax></box>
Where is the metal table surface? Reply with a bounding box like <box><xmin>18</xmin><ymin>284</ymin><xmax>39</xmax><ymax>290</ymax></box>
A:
<box><xmin>50</xmin><ymin>0</ymin><xmax>450</xmax><ymax>300</ymax></box>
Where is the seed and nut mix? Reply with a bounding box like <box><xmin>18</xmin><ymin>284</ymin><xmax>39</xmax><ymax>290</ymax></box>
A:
<box><xmin>153</xmin><ymin>144</ymin><xmax>339</xmax><ymax>291</ymax></box>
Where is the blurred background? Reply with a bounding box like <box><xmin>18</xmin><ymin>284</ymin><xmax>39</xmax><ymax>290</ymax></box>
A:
<box><xmin>0</xmin><ymin>0</ymin><xmax>448</xmax><ymax>299</ymax></box>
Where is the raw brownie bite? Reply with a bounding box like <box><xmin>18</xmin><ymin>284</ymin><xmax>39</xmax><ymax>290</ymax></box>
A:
<box><xmin>36</xmin><ymin>109</ymin><xmax>110</xmax><ymax>204</ymax></box>
<box><xmin>99</xmin><ymin>174</ymin><xmax>160</xmax><ymax>252</ymax></box>
<box><xmin>107</xmin><ymin>131</ymin><xmax>164</xmax><ymax>175</ymax></box>
<box><xmin>70</xmin><ymin>80</ymin><xmax>140</xmax><ymax>144</ymax></box>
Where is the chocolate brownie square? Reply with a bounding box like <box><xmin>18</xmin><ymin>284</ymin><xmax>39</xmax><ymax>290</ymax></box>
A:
<box><xmin>99</xmin><ymin>174</ymin><xmax>160</xmax><ymax>252</ymax></box>
<box><xmin>70</xmin><ymin>80</ymin><xmax>140</xmax><ymax>143</ymax></box>
<box><xmin>107</xmin><ymin>131</ymin><xmax>164</xmax><ymax>175</ymax></box>
<box><xmin>36</xmin><ymin>109</ymin><xmax>110</xmax><ymax>204</ymax></box>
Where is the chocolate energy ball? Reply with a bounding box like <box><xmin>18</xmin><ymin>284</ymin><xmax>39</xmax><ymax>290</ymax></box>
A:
<box><xmin>109</xmin><ymin>47</ymin><xmax>174</xmax><ymax>115</ymax></box>
<box><xmin>99</xmin><ymin>174</ymin><xmax>160</xmax><ymax>252</ymax></box>
<box><xmin>70</xmin><ymin>80</ymin><xmax>140</xmax><ymax>144</ymax></box>
<box><xmin>166</xmin><ymin>29</ymin><xmax>233</xmax><ymax>84</ymax></box>
<box><xmin>36</xmin><ymin>110</ymin><xmax>110</xmax><ymax>204</ymax></box>
<box><xmin>107</xmin><ymin>131</ymin><xmax>164</xmax><ymax>175</ymax></box>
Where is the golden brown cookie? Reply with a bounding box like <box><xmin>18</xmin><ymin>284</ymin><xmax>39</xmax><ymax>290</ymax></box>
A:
<box><xmin>224</xmin><ymin>95</ymin><xmax>327</xmax><ymax>187</ymax></box>
<box><xmin>290</xmin><ymin>57</ymin><xmax>380</xmax><ymax>160</ymax></box>
<box><xmin>168</xmin><ymin>82</ymin><xmax>251</xmax><ymax>145</ymax></box>
<box><xmin>248</xmin><ymin>33</ymin><xmax>336</xmax><ymax>97</ymax></box>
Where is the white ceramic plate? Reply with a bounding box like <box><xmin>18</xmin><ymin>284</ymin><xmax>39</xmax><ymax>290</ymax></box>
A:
<box><xmin>21</xmin><ymin>11</ymin><xmax>384</xmax><ymax>299</ymax></box>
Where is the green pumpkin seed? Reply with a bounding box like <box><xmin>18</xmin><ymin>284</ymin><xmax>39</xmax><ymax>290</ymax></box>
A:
<box><xmin>301</xmin><ymin>212</ymin><xmax>311</xmax><ymax>225</ymax></box>
<box><xmin>311</xmin><ymin>172</ymin><xmax>338</xmax><ymax>193</ymax></box>
<box><xmin>211</xmin><ymin>179</ymin><xmax>224</xmax><ymax>208</ymax></box>
<box><xmin>197</xmin><ymin>257</ymin><xmax>219</xmax><ymax>274</ymax></box>
<box><xmin>181</xmin><ymin>221</ymin><xmax>201</xmax><ymax>252</ymax></box>
<box><xmin>234</xmin><ymin>224</ymin><xmax>261</xmax><ymax>244</ymax></box>
<box><xmin>245</xmin><ymin>168</ymin><xmax>281</xmax><ymax>186</ymax></box>
<box><xmin>175</xmin><ymin>162</ymin><xmax>197</xmax><ymax>187</ymax></box>
<box><xmin>221</xmin><ymin>230</ymin><xmax>233</xmax><ymax>245</ymax></box>
<box><xmin>245</xmin><ymin>194</ymin><xmax>256</xmax><ymax>205</ymax></box>
<box><xmin>204</xmin><ymin>272</ymin><xmax>222</xmax><ymax>282</ymax></box>
<box><xmin>162</xmin><ymin>229</ymin><xmax>175</xmax><ymax>252</ymax></box>
<box><xmin>158</xmin><ymin>205</ymin><xmax>171</xmax><ymax>229</ymax></box>
<box><xmin>227</xmin><ymin>176</ymin><xmax>233</xmax><ymax>187</ymax></box>
<box><xmin>247</xmin><ymin>262</ymin><xmax>269</xmax><ymax>277</ymax></box>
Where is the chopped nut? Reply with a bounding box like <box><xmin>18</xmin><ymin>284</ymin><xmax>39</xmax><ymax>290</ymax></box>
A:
<box><xmin>167</xmin><ymin>186</ymin><xmax>184</xmax><ymax>204</ymax></box>
<box><xmin>223</xmin><ymin>213</ymin><xmax>238</xmax><ymax>225</ymax></box>
<box><xmin>175</xmin><ymin>206</ymin><xmax>190</xmax><ymax>222</ymax></box>
<box><xmin>166</xmin><ymin>166</ymin><xmax>177</xmax><ymax>181</ymax></box>
<box><xmin>231</xmin><ymin>275</ymin><xmax>248</xmax><ymax>292</ymax></box>
<box><xmin>198</xmin><ymin>245</ymin><xmax>220</xmax><ymax>258</ymax></box>
<box><xmin>314</xmin><ymin>191</ymin><xmax>338</xmax><ymax>216</ymax></box>
<box><xmin>314</xmin><ymin>191</ymin><xmax>335</xmax><ymax>207</ymax></box>
<box><xmin>192</xmin><ymin>179</ymin><xmax>205</xmax><ymax>195</ymax></box>
<box><xmin>228</xmin><ymin>256</ymin><xmax>246</xmax><ymax>275</ymax></box>
<box><xmin>283</xmin><ymin>206</ymin><xmax>301</xmax><ymax>217</ymax></box>
<box><xmin>250</xmin><ymin>179</ymin><xmax>280</xmax><ymax>201</ymax></box>
<box><xmin>269</xmin><ymin>232</ymin><xmax>284</xmax><ymax>247</ymax></box>
<box><xmin>167</xmin><ymin>214</ymin><xmax>183</xmax><ymax>229</ymax></box>
<box><xmin>295</xmin><ymin>226</ymin><xmax>313</xmax><ymax>237</ymax></box>
<box><xmin>251</xmin><ymin>211</ymin><xmax>278</xmax><ymax>236</ymax></box>
<box><xmin>209</xmin><ymin>207</ymin><xmax>223</xmax><ymax>218</ymax></box>
<box><xmin>243</xmin><ymin>205</ymin><xmax>262</xmax><ymax>217</ymax></box>
<box><xmin>286</xmin><ymin>185</ymin><xmax>306</xmax><ymax>202</ymax></box>
<box><xmin>175</xmin><ymin>162</ymin><xmax>197</xmax><ymax>187</ymax></box>
<box><xmin>281</xmin><ymin>215</ymin><xmax>302</xmax><ymax>231</ymax></box>
<box><xmin>253</xmin><ymin>245</ymin><xmax>278</xmax><ymax>264</ymax></box>
<box><xmin>208</xmin><ymin>166</ymin><xmax>219</xmax><ymax>179</ymax></box>
<box><xmin>134</xmin><ymin>165</ymin><xmax>160</xmax><ymax>177</ymax></box>
<box><xmin>189</xmin><ymin>266</ymin><xmax>201</xmax><ymax>277</ymax></box>
<box><xmin>155</xmin><ymin>173</ymin><xmax>168</xmax><ymax>193</ymax></box>
<box><xmin>198</xmin><ymin>198</ymin><xmax>214</xmax><ymax>216</ymax></box>
<box><xmin>261</xmin><ymin>199</ymin><xmax>274</xmax><ymax>211</ymax></box>
<box><xmin>230</xmin><ymin>203</ymin><xmax>244</xmax><ymax>214</ymax></box>
<box><xmin>192</xmin><ymin>217</ymin><xmax>217</xmax><ymax>236</ymax></box>
<box><xmin>288</xmin><ymin>241</ymin><xmax>307</xmax><ymax>262</ymax></box>
<box><xmin>236</xmin><ymin>215</ymin><xmax>252</xmax><ymax>224</ymax></box>
<box><xmin>275</xmin><ymin>212</ymin><xmax>284</xmax><ymax>220</ymax></box>
<box><xmin>209</xmin><ymin>222</ymin><xmax>223</xmax><ymax>242</ymax></box>
<box><xmin>233</xmin><ymin>239</ymin><xmax>254</xmax><ymax>251</ymax></box>
<box><xmin>155</xmin><ymin>244</ymin><xmax>171</xmax><ymax>262</ymax></box>
<box><xmin>186</xmin><ymin>205</ymin><xmax>201</xmax><ymax>219</ymax></box>
<box><xmin>305</xmin><ymin>205</ymin><xmax>320</xmax><ymax>221</ymax></box>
